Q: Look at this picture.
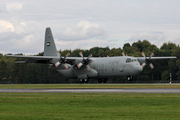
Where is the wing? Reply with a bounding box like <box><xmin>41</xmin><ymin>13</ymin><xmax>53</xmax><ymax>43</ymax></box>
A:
<box><xmin>64</xmin><ymin>57</ymin><xmax>92</xmax><ymax>65</ymax></box>
<box><xmin>5</xmin><ymin>55</ymin><xmax>87</xmax><ymax>65</ymax></box>
<box><xmin>136</xmin><ymin>56</ymin><xmax>177</xmax><ymax>64</ymax></box>
<box><xmin>5</xmin><ymin>55</ymin><xmax>54</xmax><ymax>59</ymax></box>
<box><xmin>5</xmin><ymin>55</ymin><xmax>53</xmax><ymax>64</ymax></box>
<box><xmin>137</xmin><ymin>56</ymin><xmax>177</xmax><ymax>59</ymax></box>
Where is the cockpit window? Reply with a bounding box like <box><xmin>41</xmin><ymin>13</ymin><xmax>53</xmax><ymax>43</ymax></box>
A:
<box><xmin>126</xmin><ymin>58</ymin><xmax>131</xmax><ymax>63</ymax></box>
<box><xmin>126</xmin><ymin>58</ymin><xmax>138</xmax><ymax>63</ymax></box>
<box><xmin>131</xmin><ymin>59</ymin><xmax>137</xmax><ymax>62</ymax></box>
<box><xmin>132</xmin><ymin>59</ymin><xmax>137</xmax><ymax>62</ymax></box>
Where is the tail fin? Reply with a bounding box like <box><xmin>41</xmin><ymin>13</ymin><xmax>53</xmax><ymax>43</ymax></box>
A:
<box><xmin>44</xmin><ymin>27</ymin><xmax>58</xmax><ymax>56</ymax></box>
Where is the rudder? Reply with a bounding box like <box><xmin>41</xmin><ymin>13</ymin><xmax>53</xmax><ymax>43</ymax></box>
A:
<box><xmin>44</xmin><ymin>27</ymin><xmax>58</xmax><ymax>56</ymax></box>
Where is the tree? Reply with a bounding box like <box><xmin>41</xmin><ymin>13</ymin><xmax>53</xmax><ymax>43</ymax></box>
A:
<box><xmin>98</xmin><ymin>49</ymin><xmax>104</xmax><ymax>57</ymax></box>
<box><xmin>0</xmin><ymin>40</ymin><xmax>179</xmax><ymax>83</ymax></box>
<box><xmin>0</xmin><ymin>59</ymin><xmax>7</xmax><ymax>83</ymax></box>
<box><xmin>160</xmin><ymin>42</ymin><xmax>177</xmax><ymax>51</ymax></box>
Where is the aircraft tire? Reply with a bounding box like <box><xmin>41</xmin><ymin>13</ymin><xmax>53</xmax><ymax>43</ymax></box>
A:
<box><xmin>102</xmin><ymin>79</ymin><xmax>108</xmax><ymax>83</ymax></box>
<box><xmin>127</xmin><ymin>76</ymin><xmax>133</xmax><ymax>81</ymax></box>
<box><xmin>84</xmin><ymin>78</ymin><xmax>89</xmax><ymax>83</ymax></box>
<box><xmin>80</xmin><ymin>79</ymin><xmax>85</xmax><ymax>83</ymax></box>
<box><xmin>98</xmin><ymin>79</ymin><xmax>103</xmax><ymax>83</ymax></box>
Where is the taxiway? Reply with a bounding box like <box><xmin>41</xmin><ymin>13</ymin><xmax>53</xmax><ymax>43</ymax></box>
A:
<box><xmin>0</xmin><ymin>88</ymin><xmax>180</xmax><ymax>93</ymax></box>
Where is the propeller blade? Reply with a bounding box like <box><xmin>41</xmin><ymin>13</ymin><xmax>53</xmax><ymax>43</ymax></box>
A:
<box><xmin>88</xmin><ymin>54</ymin><xmax>93</xmax><ymax>58</ymax></box>
<box><xmin>142</xmin><ymin>52</ymin><xmax>146</xmax><ymax>58</ymax></box>
<box><xmin>86</xmin><ymin>54</ymin><xmax>93</xmax><ymax>61</ymax></box>
<box><xmin>55</xmin><ymin>61</ymin><xmax>61</xmax><ymax>67</ymax></box>
<box><xmin>57</xmin><ymin>51</ymin><xmax>60</xmax><ymax>56</ymax></box>
<box><xmin>64</xmin><ymin>63</ymin><xmax>69</xmax><ymax>69</ymax></box>
<box><xmin>79</xmin><ymin>52</ymin><xmax>83</xmax><ymax>58</ymax></box>
<box><xmin>64</xmin><ymin>52</ymin><xmax>70</xmax><ymax>60</ymax></box>
<box><xmin>141</xmin><ymin>52</ymin><xmax>155</xmax><ymax>69</ymax></box>
<box><xmin>149</xmin><ymin>53</ymin><xmax>154</xmax><ymax>59</ymax></box>
<box><xmin>55</xmin><ymin>52</ymin><xmax>70</xmax><ymax>67</ymax></box>
<box><xmin>86</xmin><ymin>64</ymin><xmax>91</xmax><ymax>71</ymax></box>
<box><xmin>77</xmin><ymin>62</ymin><xmax>83</xmax><ymax>68</ymax></box>
<box><xmin>66</xmin><ymin>52</ymin><xmax>70</xmax><ymax>57</ymax></box>
<box><xmin>149</xmin><ymin>63</ymin><xmax>154</xmax><ymax>69</ymax></box>
<box><xmin>78</xmin><ymin>53</ymin><xmax>92</xmax><ymax>69</ymax></box>
<box><xmin>151</xmin><ymin>53</ymin><xmax>154</xmax><ymax>57</ymax></box>
<box><xmin>122</xmin><ymin>52</ymin><xmax>125</xmax><ymax>56</ymax></box>
<box><xmin>141</xmin><ymin>63</ymin><xmax>146</xmax><ymax>68</ymax></box>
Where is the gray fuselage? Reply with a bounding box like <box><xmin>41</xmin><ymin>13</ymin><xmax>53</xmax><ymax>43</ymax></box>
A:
<box><xmin>57</xmin><ymin>56</ymin><xmax>142</xmax><ymax>79</ymax></box>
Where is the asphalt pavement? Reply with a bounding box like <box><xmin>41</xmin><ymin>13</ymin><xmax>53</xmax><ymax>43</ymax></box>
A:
<box><xmin>0</xmin><ymin>88</ymin><xmax>180</xmax><ymax>93</ymax></box>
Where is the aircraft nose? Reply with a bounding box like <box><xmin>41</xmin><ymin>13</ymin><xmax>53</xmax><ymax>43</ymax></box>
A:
<box><xmin>133</xmin><ymin>65</ymin><xmax>143</xmax><ymax>74</ymax></box>
<box><xmin>137</xmin><ymin>65</ymin><xmax>143</xmax><ymax>73</ymax></box>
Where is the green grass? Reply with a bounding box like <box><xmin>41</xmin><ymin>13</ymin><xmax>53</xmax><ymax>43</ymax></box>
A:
<box><xmin>0</xmin><ymin>93</ymin><xmax>179</xmax><ymax>120</ymax></box>
<box><xmin>0</xmin><ymin>84</ymin><xmax>180</xmax><ymax>89</ymax></box>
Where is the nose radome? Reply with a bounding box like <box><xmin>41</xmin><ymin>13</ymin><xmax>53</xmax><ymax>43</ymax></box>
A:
<box><xmin>134</xmin><ymin>65</ymin><xmax>143</xmax><ymax>74</ymax></box>
<box><xmin>137</xmin><ymin>65</ymin><xmax>143</xmax><ymax>72</ymax></box>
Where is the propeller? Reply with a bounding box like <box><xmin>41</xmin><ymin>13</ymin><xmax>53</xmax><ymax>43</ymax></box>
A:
<box><xmin>122</xmin><ymin>52</ymin><xmax>125</xmax><ymax>56</ymax></box>
<box><xmin>77</xmin><ymin>52</ymin><xmax>92</xmax><ymax>70</ymax></box>
<box><xmin>122</xmin><ymin>52</ymin><xmax>128</xmax><ymax>56</ymax></box>
<box><xmin>55</xmin><ymin>52</ymin><xmax>70</xmax><ymax>69</ymax></box>
<box><xmin>141</xmin><ymin>52</ymin><xmax>154</xmax><ymax>69</ymax></box>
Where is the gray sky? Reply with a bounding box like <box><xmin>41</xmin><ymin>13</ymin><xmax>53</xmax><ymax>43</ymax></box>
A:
<box><xmin>1</xmin><ymin>0</ymin><xmax>180</xmax><ymax>55</ymax></box>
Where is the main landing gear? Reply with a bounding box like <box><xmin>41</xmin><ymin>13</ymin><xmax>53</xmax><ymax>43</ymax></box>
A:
<box><xmin>98</xmin><ymin>78</ymin><xmax>108</xmax><ymax>83</ymax></box>
<box><xmin>79</xmin><ymin>78</ymin><xmax>108</xmax><ymax>83</ymax></box>
<box><xmin>79</xmin><ymin>78</ymin><xmax>89</xmax><ymax>83</ymax></box>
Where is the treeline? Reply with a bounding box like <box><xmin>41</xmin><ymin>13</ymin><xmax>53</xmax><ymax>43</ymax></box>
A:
<box><xmin>1</xmin><ymin>40</ymin><xmax>180</xmax><ymax>84</ymax></box>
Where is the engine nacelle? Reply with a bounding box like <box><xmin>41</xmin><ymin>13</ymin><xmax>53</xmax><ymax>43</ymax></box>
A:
<box><xmin>74</xmin><ymin>68</ymin><xmax>98</xmax><ymax>78</ymax></box>
<box><xmin>57</xmin><ymin>67</ymin><xmax>76</xmax><ymax>78</ymax></box>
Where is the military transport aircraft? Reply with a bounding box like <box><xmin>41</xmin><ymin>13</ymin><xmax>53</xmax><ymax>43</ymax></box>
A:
<box><xmin>5</xmin><ymin>27</ymin><xmax>177</xmax><ymax>83</ymax></box>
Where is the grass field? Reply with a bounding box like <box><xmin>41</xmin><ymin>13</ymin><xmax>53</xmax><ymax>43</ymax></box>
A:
<box><xmin>0</xmin><ymin>83</ymin><xmax>180</xmax><ymax>89</ymax></box>
<box><xmin>0</xmin><ymin>84</ymin><xmax>180</xmax><ymax>120</ymax></box>
<box><xmin>0</xmin><ymin>93</ymin><xmax>180</xmax><ymax>120</ymax></box>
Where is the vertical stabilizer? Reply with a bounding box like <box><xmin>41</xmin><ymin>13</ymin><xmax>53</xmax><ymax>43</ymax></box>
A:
<box><xmin>44</xmin><ymin>27</ymin><xmax>58</xmax><ymax>56</ymax></box>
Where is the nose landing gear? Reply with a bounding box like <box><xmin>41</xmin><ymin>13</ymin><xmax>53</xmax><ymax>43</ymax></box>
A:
<box><xmin>127</xmin><ymin>76</ymin><xmax>133</xmax><ymax>81</ymax></box>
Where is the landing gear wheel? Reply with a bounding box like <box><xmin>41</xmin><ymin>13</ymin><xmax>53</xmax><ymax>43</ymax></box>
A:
<box><xmin>84</xmin><ymin>78</ymin><xmax>89</xmax><ymax>83</ymax></box>
<box><xmin>98</xmin><ymin>79</ymin><xmax>103</xmax><ymax>83</ymax></box>
<box><xmin>127</xmin><ymin>76</ymin><xmax>133</xmax><ymax>81</ymax></box>
<box><xmin>102</xmin><ymin>79</ymin><xmax>108</xmax><ymax>83</ymax></box>
<box><xmin>79</xmin><ymin>79</ymin><xmax>85</xmax><ymax>83</ymax></box>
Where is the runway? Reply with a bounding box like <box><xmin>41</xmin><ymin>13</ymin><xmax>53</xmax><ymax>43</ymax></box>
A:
<box><xmin>0</xmin><ymin>88</ymin><xmax>180</xmax><ymax>93</ymax></box>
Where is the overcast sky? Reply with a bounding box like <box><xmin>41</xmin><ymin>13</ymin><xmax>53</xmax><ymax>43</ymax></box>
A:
<box><xmin>1</xmin><ymin>0</ymin><xmax>180</xmax><ymax>55</ymax></box>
